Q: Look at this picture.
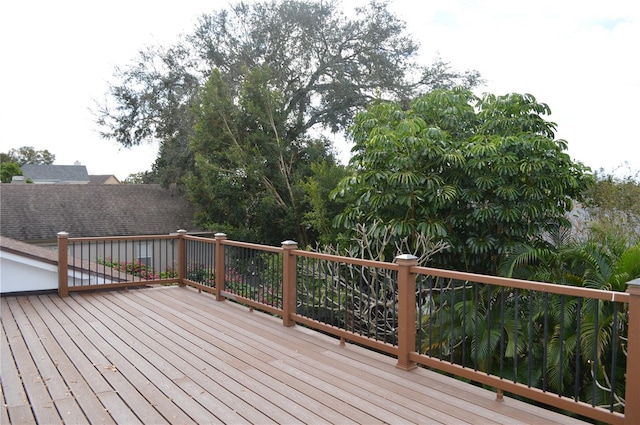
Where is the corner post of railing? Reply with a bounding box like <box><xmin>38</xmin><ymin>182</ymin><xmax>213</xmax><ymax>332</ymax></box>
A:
<box><xmin>624</xmin><ymin>278</ymin><xmax>640</xmax><ymax>425</ymax></box>
<box><xmin>176</xmin><ymin>229</ymin><xmax>187</xmax><ymax>287</ymax></box>
<box><xmin>57</xmin><ymin>231</ymin><xmax>69</xmax><ymax>297</ymax></box>
<box><xmin>214</xmin><ymin>233</ymin><xmax>227</xmax><ymax>301</ymax></box>
<box><xmin>395</xmin><ymin>254</ymin><xmax>418</xmax><ymax>370</ymax></box>
<box><xmin>282</xmin><ymin>240</ymin><xmax>298</xmax><ymax>327</ymax></box>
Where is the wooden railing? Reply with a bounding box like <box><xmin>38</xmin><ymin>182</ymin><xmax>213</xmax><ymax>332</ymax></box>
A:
<box><xmin>409</xmin><ymin>266</ymin><xmax>634</xmax><ymax>425</ymax></box>
<box><xmin>57</xmin><ymin>231</ymin><xmax>640</xmax><ymax>425</ymax></box>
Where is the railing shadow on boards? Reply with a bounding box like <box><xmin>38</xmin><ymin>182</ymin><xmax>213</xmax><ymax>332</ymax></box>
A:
<box><xmin>57</xmin><ymin>232</ymin><xmax>640</xmax><ymax>425</ymax></box>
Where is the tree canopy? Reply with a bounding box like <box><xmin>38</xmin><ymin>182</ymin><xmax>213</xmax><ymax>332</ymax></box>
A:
<box><xmin>0</xmin><ymin>162</ymin><xmax>22</xmax><ymax>183</ymax></box>
<box><xmin>580</xmin><ymin>167</ymin><xmax>640</xmax><ymax>246</ymax></box>
<box><xmin>2</xmin><ymin>146</ymin><xmax>55</xmax><ymax>166</ymax></box>
<box><xmin>97</xmin><ymin>0</ymin><xmax>482</xmax><ymax>245</ymax></box>
<box><xmin>1</xmin><ymin>146</ymin><xmax>56</xmax><ymax>183</ymax></box>
<box><xmin>97</xmin><ymin>0</ymin><xmax>481</xmax><ymax>190</ymax></box>
<box><xmin>332</xmin><ymin>88</ymin><xmax>592</xmax><ymax>273</ymax></box>
<box><xmin>186</xmin><ymin>67</ymin><xmax>339</xmax><ymax>245</ymax></box>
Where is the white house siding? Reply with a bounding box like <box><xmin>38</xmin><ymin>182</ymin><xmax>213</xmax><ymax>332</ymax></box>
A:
<box><xmin>0</xmin><ymin>250</ymin><xmax>58</xmax><ymax>293</ymax></box>
<box><xmin>0</xmin><ymin>250</ymin><xmax>118</xmax><ymax>294</ymax></box>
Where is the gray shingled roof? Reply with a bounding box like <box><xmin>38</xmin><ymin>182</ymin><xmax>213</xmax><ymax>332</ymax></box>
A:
<box><xmin>0</xmin><ymin>184</ymin><xmax>199</xmax><ymax>242</ymax></box>
<box><xmin>21</xmin><ymin>164</ymin><xmax>90</xmax><ymax>183</ymax></box>
<box><xmin>89</xmin><ymin>175</ymin><xmax>121</xmax><ymax>184</ymax></box>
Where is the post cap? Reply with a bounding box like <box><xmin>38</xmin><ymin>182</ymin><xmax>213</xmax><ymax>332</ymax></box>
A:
<box><xmin>57</xmin><ymin>231</ymin><xmax>69</xmax><ymax>237</ymax></box>
<box><xmin>628</xmin><ymin>278</ymin><xmax>640</xmax><ymax>288</ymax></box>
<box><xmin>395</xmin><ymin>254</ymin><xmax>418</xmax><ymax>261</ymax></box>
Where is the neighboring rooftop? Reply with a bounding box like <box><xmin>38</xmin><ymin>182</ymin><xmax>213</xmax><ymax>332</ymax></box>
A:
<box><xmin>89</xmin><ymin>175</ymin><xmax>121</xmax><ymax>185</ymax></box>
<box><xmin>0</xmin><ymin>184</ymin><xmax>199</xmax><ymax>242</ymax></box>
<box><xmin>21</xmin><ymin>164</ymin><xmax>90</xmax><ymax>184</ymax></box>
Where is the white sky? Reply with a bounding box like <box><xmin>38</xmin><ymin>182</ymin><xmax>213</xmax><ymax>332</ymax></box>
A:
<box><xmin>1</xmin><ymin>0</ymin><xmax>638</xmax><ymax>181</ymax></box>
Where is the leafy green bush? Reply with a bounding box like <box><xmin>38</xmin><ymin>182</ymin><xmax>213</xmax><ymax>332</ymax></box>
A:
<box><xmin>99</xmin><ymin>257</ymin><xmax>160</xmax><ymax>280</ymax></box>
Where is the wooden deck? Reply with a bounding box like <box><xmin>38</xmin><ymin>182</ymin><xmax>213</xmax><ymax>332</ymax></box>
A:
<box><xmin>1</xmin><ymin>286</ymin><xmax>591</xmax><ymax>425</ymax></box>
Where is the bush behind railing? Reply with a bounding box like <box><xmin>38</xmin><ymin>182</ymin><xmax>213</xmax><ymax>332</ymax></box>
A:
<box><xmin>297</xmin><ymin>255</ymin><xmax>399</xmax><ymax>344</ymax></box>
<box><xmin>416</xmin><ymin>276</ymin><xmax>627</xmax><ymax>414</ymax></box>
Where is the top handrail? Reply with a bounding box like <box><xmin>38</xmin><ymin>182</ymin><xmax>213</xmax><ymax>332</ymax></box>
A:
<box><xmin>292</xmin><ymin>248</ymin><xmax>399</xmax><ymax>270</ymax></box>
<box><xmin>67</xmin><ymin>234</ymin><xmax>178</xmax><ymax>242</ymax></box>
<box><xmin>220</xmin><ymin>238</ymin><xmax>283</xmax><ymax>253</ymax></box>
<box><xmin>413</xmin><ymin>265</ymin><xmax>631</xmax><ymax>303</ymax></box>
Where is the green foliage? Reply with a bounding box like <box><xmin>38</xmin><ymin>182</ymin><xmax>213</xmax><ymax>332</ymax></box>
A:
<box><xmin>4</xmin><ymin>146</ymin><xmax>55</xmax><ymax>166</ymax></box>
<box><xmin>98</xmin><ymin>257</ymin><xmax>162</xmax><ymax>280</ymax></box>
<box><xmin>185</xmin><ymin>263</ymin><xmax>215</xmax><ymax>286</ymax></box>
<box><xmin>0</xmin><ymin>161</ymin><xmax>22</xmax><ymax>183</ymax></box>
<box><xmin>123</xmin><ymin>171</ymin><xmax>155</xmax><ymax>184</ymax></box>
<box><xmin>501</xmin><ymin>232</ymin><xmax>640</xmax><ymax>291</ymax></box>
<box><xmin>96</xmin><ymin>0</ymin><xmax>417</xmax><ymax>187</ymax></box>
<box><xmin>581</xmin><ymin>167</ymin><xmax>640</xmax><ymax>246</ymax></box>
<box><xmin>97</xmin><ymin>0</ymin><xmax>482</xmax><ymax>205</ymax></box>
<box><xmin>1</xmin><ymin>146</ymin><xmax>56</xmax><ymax>183</ymax></box>
<box><xmin>418</xmin><ymin>54</ymin><xmax>485</xmax><ymax>92</ymax></box>
<box><xmin>420</xmin><ymin>273</ymin><xmax>628</xmax><ymax>412</ymax></box>
<box><xmin>289</xmin><ymin>220</ymin><xmax>447</xmax><ymax>344</ymax></box>
<box><xmin>301</xmin><ymin>161</ymin><xmax>352</xmax><ymax>246</ymax></box>
<box><xmin>498</xmin><ymin>228</ymin><xmax>639</xmax><ymax>412</ymax></box>
<box><xmin>186</xmin><ymin>68</ymin><xmax>337</xmax><ymax>245</ymax></box>
<box><xmin>333</xmin><ymin>88</ymin><xmax>592</xmax><ymax>273</ymax></box>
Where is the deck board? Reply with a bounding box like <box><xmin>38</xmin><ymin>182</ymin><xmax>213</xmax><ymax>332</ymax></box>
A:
<box><xmin>82</xmin><ymin>292</ymin><xmax>295</xmax><ymax>424</ymax></box>
<box><xmin>1</xmin><ymin>286</ymin><xmax>593</xmax><ymax>424</ymax></box>
<box><xmin>45</xmin><ymin>295</ymin><xmax>173</xmax><ymax>424</ymax></box>
<box><xmin>13</xmin><ymin>295</ymin><xmax>116</xmax><ymax>425</ymax></box>
<box><xmin>94</xmin><ymin>292</ymin><xmax>295</xmax><ymax>424</ymax></box>
<box><xmin>0</xmin><ymin>387</ymin><xmax>10</xmax><ymax>425</ymax></box>
<box><xmin>1</xmin><ymin>314</ymin><xmax>37</xmax><ymax>425</ymax></box>
<box><xmin>2</xmin><ymin>298</ymin><xmax>63</xmax><ymax>424</ymax></box>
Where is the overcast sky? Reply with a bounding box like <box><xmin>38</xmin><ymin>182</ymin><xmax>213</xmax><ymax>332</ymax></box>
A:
<box><xmin>1</xmin><ymin>0</ymin><xmax>638</xmax><ymax>180</ymax></box>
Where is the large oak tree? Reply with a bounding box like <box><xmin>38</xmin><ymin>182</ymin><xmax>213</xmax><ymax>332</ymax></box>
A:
<box><xmin>97</xmin><ymin>0</ymin><xmax>481</xmax><ymax>243</ymax></box>
<box><xmin>98</xmin><ymin>0</ymin><xmax>422</xmax><ymax>186</ymax></box>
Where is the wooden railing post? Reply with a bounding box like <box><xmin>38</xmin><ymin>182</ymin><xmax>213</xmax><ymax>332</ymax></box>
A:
<box><xmin>625</xmin><ymin>278</ymin><xmax>640</xmax><ymax>425</ymax></box>
<box><xmin>282</xmin><ymin>240</ymin><xmax>298</xmax><ymax>327</ymax></box>
<box><xmin>215</xmin><ymin>233</ymin><xmax>227</xmax><ymax>301</ymax></box>
<box><xmin>396</xmin><ymin>254</ymin><xmax>418</xmax><ymax>370</ymax></box>
<box><xmin>176</xmin><ymin>229</ymin><xmax>187</xmax><ymax>287</ymax></box>
<box><xmin>57</xmin><ymin>231</ymin><xmax>69</xmax><ymax>297</ymax></box>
